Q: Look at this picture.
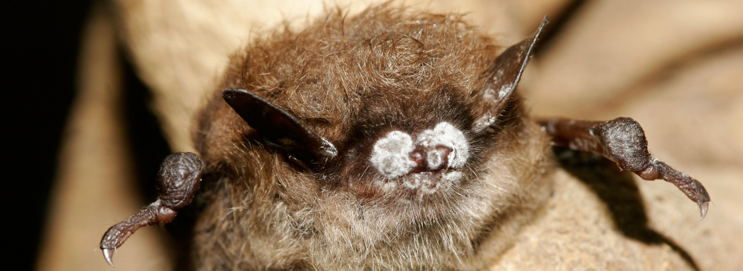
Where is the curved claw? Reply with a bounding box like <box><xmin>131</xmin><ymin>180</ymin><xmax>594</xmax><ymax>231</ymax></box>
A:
<box><xmin>103</xmin><ymin>248</ymin><xmax>115</xmax><ymax>267</ymax></box>
<box><xmin>538</xmin><ymin>117</ymin><xmax>712</xmax><ymax>218</ymax></box>
<box><xmin>99</xmin><ymin>152</ymin><xmax>204</xmax><ymax>267</ymax></box>
<box><xmin>699</xmin><ymin>201</ymin><xmax>709</xmax><ymax>220</ymax></box>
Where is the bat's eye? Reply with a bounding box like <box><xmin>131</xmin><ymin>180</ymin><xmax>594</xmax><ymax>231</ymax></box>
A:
<box><xmin>370</xmin><ymin>122</ymin><xmax>469</xmax><ymax>179</ymax></box>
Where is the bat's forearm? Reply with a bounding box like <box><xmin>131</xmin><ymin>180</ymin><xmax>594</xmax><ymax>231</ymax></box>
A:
<box><xmin>538</xmin><ymin>117</ymin><xmax>710</xmax><ymax>218</ymax></box>
<box><xmin>99</xmin><ymin>152</ymin><xmax>203</xmax><ymax>266</ymax></box>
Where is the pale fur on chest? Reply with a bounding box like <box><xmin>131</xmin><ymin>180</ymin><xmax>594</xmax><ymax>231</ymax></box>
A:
<box><xmin>192</xmin><ymin>120</ymin><xmax>553</xmax><ymax>270</ymax></box>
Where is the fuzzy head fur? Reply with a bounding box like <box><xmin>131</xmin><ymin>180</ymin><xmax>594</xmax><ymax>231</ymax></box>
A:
<box><xmin>193</xmin><ymin>4</ymin><xmax>554</xmax><ymax>270</ymax></box>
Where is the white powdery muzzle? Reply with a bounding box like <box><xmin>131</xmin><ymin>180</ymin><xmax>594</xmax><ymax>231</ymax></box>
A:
<box><xmin>370</xmin><ymin>122</ymin><xmax>469</xmax><ymax>180</ymax></box>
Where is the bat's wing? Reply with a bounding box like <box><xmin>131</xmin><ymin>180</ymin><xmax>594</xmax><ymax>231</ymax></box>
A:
<box><xmin>100</xmin><ymin>152</ymin><xmax>203</xmax><ymax>266</ymax></box>
<box><xmin>539</xmin><ymin>117</ymin><xmax>710</xmax><ymax>218</ymax></box>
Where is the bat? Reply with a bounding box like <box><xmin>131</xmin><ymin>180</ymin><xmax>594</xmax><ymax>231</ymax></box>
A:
<box><xmin>99</xmin><ymin>4</ymin><xmax>709</xmax><ymax>270</ymax></box>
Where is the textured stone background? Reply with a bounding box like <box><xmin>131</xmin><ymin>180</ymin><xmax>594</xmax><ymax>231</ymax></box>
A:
<box><xmin>35</xmin><ymin>1</ymin><xmax>743</xmax><ymax>270</ymax></box>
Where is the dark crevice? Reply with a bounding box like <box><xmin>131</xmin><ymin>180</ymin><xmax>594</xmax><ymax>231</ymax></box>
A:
<box><xmin>10</xmin><ymin>0</ymin><xmax>92</xmax><ymax>270</ymax></box>
<box><xmin>120</xmin><ymin>47</ymin><xmax>172</xmax><ymax>203</ymax></box>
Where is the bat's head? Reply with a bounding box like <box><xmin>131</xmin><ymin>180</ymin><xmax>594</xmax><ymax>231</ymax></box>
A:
<box><xmin>193</xmin><ymin>6</ymin><xmax>552</xmax><ymax>269</ymax></box>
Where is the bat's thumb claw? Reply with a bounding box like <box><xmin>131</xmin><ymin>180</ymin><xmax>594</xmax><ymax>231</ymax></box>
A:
<box><xmin>103</xmin><ymin>248</ymin><xmax>116</xmax><ymax>267</ymax></box>
<box><xmin>699</xmin><ymin>201</ymin><xmax>709</xmax><ymax>220</ymax></box>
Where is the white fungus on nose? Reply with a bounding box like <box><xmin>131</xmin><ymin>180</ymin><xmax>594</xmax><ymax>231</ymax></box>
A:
<box><xmin>369</xmin><ymin>131</ymin><xmax>417</xmax><ymax>178</ymax></box>
<box><xmin>370</xmin><ymin>122</ymin><xmax>470</xmax><ymax>179</ymax></box>
<box><xmin>416</xmin><ymin>122</ymin><xmax>469</xmax><ymax>169</ymax></box>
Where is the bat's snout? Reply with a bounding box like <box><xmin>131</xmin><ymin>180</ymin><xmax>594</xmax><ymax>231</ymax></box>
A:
<box><xmin>368</xmin><ymin>122</ymin><xmax>470</xmax><ymax>197</ymax></box>
<box><xmin>410</xmin><ymin>144</ymin><xmax>452</xmax><ymax>172</ymax></box>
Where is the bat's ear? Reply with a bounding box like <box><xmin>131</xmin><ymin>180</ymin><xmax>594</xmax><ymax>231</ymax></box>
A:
<box><xmin>472</xmin><ymin>16</ymin><xmax>548</xmax><ymax>133</ymax></box>
<box><xmin>223</xmin><ymin>88</ymin><xmax>338</xmax><ymax>163</ymax></box>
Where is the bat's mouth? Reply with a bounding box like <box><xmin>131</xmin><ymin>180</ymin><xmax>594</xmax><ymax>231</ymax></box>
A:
<box><xmin>369</xmin><ymin>122</ymin><xmax>469</xmax><ymax>196</ymax></box>
<box><xmin>370</xmin><ymin>168</ymin><xmax>465</xmax><ymax>199</ymax></box>
<box><xmin>403</xmin><ymin>170</ymin><xmax>464</xmax><ymax>194</ymax></box>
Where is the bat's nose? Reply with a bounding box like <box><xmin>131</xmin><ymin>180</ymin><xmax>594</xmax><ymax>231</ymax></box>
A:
<box><xmin>410</xmin><ymin>144</ymin><xmax>453</xmax><ymax>172</ymax></box>
<box><xmin>370</xmin><ymin>122</ymin><xmax>469</xmax><ymax>179</ymax></box>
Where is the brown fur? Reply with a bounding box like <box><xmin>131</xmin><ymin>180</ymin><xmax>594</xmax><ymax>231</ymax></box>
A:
<box><xmin>36</xmin><ymin>1</ymin><xmax>743</xmax><ymax>271</ymax></box>
<box><xmin>192</xmin><ymin>4</ymin><xmax>553</xmax><ymax>270</ymax></box>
